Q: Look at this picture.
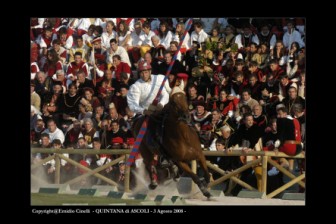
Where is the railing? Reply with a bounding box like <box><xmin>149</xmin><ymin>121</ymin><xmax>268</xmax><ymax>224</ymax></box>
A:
<box><xmin>31</xmin><ymin>148</ymin><xmax>305</xmax><ymax>198</ymax></box>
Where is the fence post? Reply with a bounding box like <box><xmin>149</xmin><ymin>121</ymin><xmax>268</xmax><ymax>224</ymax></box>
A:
<box><xmin>261</xmin><ymin>156</ymin><xmax>268</xmax><ymax>193</ymax></box>
<box><xmin>54</xmin><ymin>154</ymin><xmax>61</xmax><ymax>184</ymax></box>
<box><xmin>191</xmin><ymin>160</ymin><xmax>197</xmax><ymax>191</ymax></box>
<box><xmin>124</xmin><ymin>154</ymin><xmax>131</xmax><ymax>193</ymax></box>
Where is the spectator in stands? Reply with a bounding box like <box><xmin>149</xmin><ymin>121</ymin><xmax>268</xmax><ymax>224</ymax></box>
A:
<box><xmin>269</xmin><ymin>59</ymin><xmax>285</xmax><ymax>81</ymax></box>
<box><xmin>92</xmin><ymin>105</ymin><xmax>108</xmax><ymax>131</ymax></box>
<box><xmin>275</xmin><ymin>106</ymin><xmax>303</xmax><ymax>172</ymax></box>
<box><xmin>79</xmin><ymin>118</ymin><xmax>99</xmax><ymax>148</ymax></box>
<box><xmin>111</xmin><ymin>55</ymin><xmax>131</xmax><ymax>82</ymax></box>
<box><xmin>282</xmin><ymin>19</ymin><xmax>305</xmax><ymax>50</ymax></box>
<box><xmin>41</xmin><ymin>81</ymin><xmax>63</xmax><ymax>124</ymax></box>
<box><xmin>69</xmin><ymin>36</ymin><xmax>88</xmax><ymax>63</ymax></box>
<box><xmin>270</xmin><ymin>41</ymin><xmax>287</xmax><ymax>67</ymax></box>
<box><xmin>64</xmin><ymin>119</ymin><xmax>82</xmax><ymax>148</ymax></box>
<box><xmin>190</xmin><ymin>21</ymin><xmax>208</xmax><ymax>45</ymax></box>
<box><xmin>43</xmin><ymin>49</ymin><xmax>63</xmax><ymax>78</ymax></box>
<box><xmin>35</xmin><ymin>71</ymin><xmax>53</xmax><ymax>99</ymax></box>
<box><xmin>252</xmin><ymin>104</ymin><xmax>267</xmax><ymax>130</ymax></box>
<box><xmin>257</xmin><ymin>24</ymin><xmax>276</xmax><ymax>50</ymax></box>
<box><xmin>245</xmin><ymin>43</ymin><xmax>261</xmax><ymax>66</ymax></box>
<box><xmin>107</xmin><ymin>120</ymin><xmax>127</xmax><ymax>149</ymax></box>
<box><xmin>282</xmin><ymin>86</ymin><xmax>305</xmax><ymax>117</ymax></box>
<box><xmin>117</xmin><ymin>21</ymin><xmax>132</xmax><ymax>49</ymax></box>
<box><xmin>101</xmin><ymin>21</ymin><xmax>117</xmax><ymax>50</ymax></box>
<box><xmin>31</xmin><ymin>81</ymin><xmax>41</xmax><ymax>111</ymax></box>
<box><xmin>157</xmin><ymin>21</ymin><xmax>173</xmax><ymax>49</ymax></box>
<box><xmin>42</xmin><ymin>118</ymin><xmax>65</xmax><ymax>144</ymax></box>
<box><xmin>158</xmin><ymin>51</ymin><xmax>185</xmax><ymax>76</ymax></box>
<box><xmin>82</xmin><ymin>87</ymin><xmax>101</xmax><ymax>111</ymax></box>
<box><xmin>51</xmin><ymin>39</ymin><xmax>67</xmax><ymax>63</ymax></box>
<box><xmin>66</xmin><ymin>52</ymin><xmax>89</xmax><ymax>85</ymax></box>
<box><xmin>59</xmin><ymin>83</ymin><xmax>81</xmax><ymax>130</ymax></box>
<box><xmin>75</xmin><ymin>70</ymin><xmax>95</xmax><ymax>95</ymax></box>
<box><xmin>107</xmin><ymin>39</ymin><xmax>131</xmax><ymax>67</ymax></box>
<box><xmin>31</xmin><ymin>119</ymin><xmax>45</xmax><ymax>144</ymax></box>
<box><xmin>246</xmin><ymin>73</ymin><xmax>262</xmax><ymax>101</ymax></box>
<box><xmin>235</xmin><ymin>88</ymin><xmax>259</xmax><ymax>122</ymax></box>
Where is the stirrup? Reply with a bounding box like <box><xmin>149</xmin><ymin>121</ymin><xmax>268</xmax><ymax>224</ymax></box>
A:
<box><xmin>159</xmin><ymin>157</ymin><xmax>170</xmax><ymax>168</ymax></box>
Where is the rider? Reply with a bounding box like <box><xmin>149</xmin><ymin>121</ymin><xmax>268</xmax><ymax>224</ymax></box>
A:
<box><xmin>127</xmin><ymin>60</ymin><xmax>171</xmax><ymax>115</ymax></box>
<box><xmin>127</xmin><ymin>60</ymin><xmax>172</xmax><ymax>164</ymax></box>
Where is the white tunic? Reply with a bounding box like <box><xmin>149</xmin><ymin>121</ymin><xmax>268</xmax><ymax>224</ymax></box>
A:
<box><xmin>127</xmin><ymin>74</ymin><xmax>171</xmax><ymax>114</ymax></box>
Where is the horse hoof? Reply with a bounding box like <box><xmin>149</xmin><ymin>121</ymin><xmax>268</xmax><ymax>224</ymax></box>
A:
<box><xmin>203</xmin><ymin>191</ymin><xmax>212</xmax><ymax>198</ymax></box>
<box><xmin>149</xmin><ymin>183</ymin><xmax>158</xmax><ymax>190</ymax></box>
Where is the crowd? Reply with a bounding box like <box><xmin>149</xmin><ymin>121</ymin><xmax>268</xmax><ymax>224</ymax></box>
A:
<box><xmin>30</xmin><ymin>18</ymin><xmax>305</xmax><ymax>195</ymax></box>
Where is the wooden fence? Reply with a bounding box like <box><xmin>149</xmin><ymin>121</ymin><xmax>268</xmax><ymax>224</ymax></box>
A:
<box><xmin>31</xmin><ymin>148</ymin><xmax>305</xmax><ymax>198</ymax></box>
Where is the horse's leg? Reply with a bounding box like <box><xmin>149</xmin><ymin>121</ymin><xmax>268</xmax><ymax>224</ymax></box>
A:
<box><xmin>142</xmin><ymin>149</ymin><xmax>158</xmax><ymax>190</ymax></box>
<box><xmin>176</xmin><ymin>161</ymin><xmax>212</xmax><ymax>198</ymax></box>
<box><xmin>198</xmin><ymin>155</ymin><xmax>211</xmax><ymax>185</ymax></box>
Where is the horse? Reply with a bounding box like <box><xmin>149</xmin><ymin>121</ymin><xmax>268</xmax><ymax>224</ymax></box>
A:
<box><xmin>132</xmin><ymin>87</ymin><xmax>212</xmax><ymax>198</ymax></box>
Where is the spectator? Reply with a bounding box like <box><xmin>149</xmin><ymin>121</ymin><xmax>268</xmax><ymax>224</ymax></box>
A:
<box><xmin>42</xmin><ymin>119</ymin><xmax>65</xmax><ymax>144</ymax></box>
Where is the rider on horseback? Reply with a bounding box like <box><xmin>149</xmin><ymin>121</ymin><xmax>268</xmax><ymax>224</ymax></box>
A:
<box><xmin>127</xmin><ymin>61</ymin><xmax>172</xmax><ymax>165</ymax></box>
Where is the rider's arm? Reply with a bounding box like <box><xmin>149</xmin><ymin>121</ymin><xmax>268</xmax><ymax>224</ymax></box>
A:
<box><xmin>127</xmin><ymin>84</ymin><xmax>144</xmax><ymax>114</ymax></box>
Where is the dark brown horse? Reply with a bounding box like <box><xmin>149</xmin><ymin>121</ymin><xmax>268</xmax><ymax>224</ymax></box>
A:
<box><xmin>132</xmin><ymin>88</ymin><xmax>211</xmax><ymax>198</ymax></box>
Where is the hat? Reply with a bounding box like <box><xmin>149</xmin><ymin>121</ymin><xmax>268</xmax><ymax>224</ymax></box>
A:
<box><xmin>138</xmin><ymin>61</ymin><xmax>151</xmax><ymax>72</ymax></box>
<box><xmin>177</xmin><ymin>73</ymin><xmax>188</xmax><ymax>82</ymax></box>
<box><xmin>118</xmin><ymin>160</ymin><xmax>125</xmax><ymax>165</ymax></box>
<box><xmin>91</xmin><ymin>37</ymin><xmax>102</xmax><ymax>44</ymax></box>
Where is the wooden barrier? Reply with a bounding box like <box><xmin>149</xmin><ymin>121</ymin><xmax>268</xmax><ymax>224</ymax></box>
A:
<box><xmin>31</xmin><ymin>148</ymin><xmax>131</xmax><ymax>190</ymax></box>
<box><xmin>203</xmin><ymin>150</ymin><xmax>305</xmax><ymax>198</ymax></box>
<box><xmin>31</xmin><ymin>148</ymin><xmax>305</xmax><ymax>199</ymax></box>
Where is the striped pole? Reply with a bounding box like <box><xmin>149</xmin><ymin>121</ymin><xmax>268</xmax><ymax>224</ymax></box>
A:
<box><xmin>127</xmin><ymin>18</ymin><xmax>193</xmax><ymax>166</ymax></box>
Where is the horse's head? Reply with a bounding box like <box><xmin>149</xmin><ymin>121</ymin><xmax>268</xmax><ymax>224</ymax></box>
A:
<box><xmin>169</xmin><ymin>87</ymin><xmax>190</xmax><ymax>122</ymax></box>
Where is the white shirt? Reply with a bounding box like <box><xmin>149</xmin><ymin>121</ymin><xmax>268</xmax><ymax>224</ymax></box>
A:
<box><xmin>42</xmin><ymin>128</ymin><xmax>65</xmax><ymax>144</ymax></box>
<box><xmin>159</xmin><ymin>31</ymin><xmax>173</xmax><ymax>49</ymax></box>
<box><xmin>130</xmin><ymin>30</ymin><xmax>145</xmax><ymax>47</ymax></box>
<box><xmin>76</xmin><ymin>18</ymin><xmax>92</xmax><ymax>31</ymax></box>
<box><xmin>101</xmin><ymin>30</ymin><xmax>117</xmax><ymax>50</ymax></box>
<box><xmin>142</xmin><ymin>30</ymin><xmax>156</xmax><ymax>47</ymax></box>
<box><xmin>283</xmin><ymin>29</ymin><xmax>305</xmax><ymax>49</ymax></box>
<box><xmin>127</xmin><ymin>74</ymin><xmax>171</xmax><ymax>114</ymax></box>
<box><xmin>190</xmin><ymin>29</ymin><xmax>208</xmax><ymax>45</ymax></box>
<box><xmin>235</xmin><ymin>34</ymin><xmax>259</xmax><ymax>49</ymax></box>
<box><xmin>106</xmin><ymin>46</ymin><xmax>131</xmax><ymax>67</ymax></box>
<box><xmin>118</xmin><ymin>31</ymin><xmax>132</xmax><ymax>47</ymax></box>
<box><xmin>173</xmin><ymin>32</ymin><xmax>191</xmax><ymax>49</ymax></box>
